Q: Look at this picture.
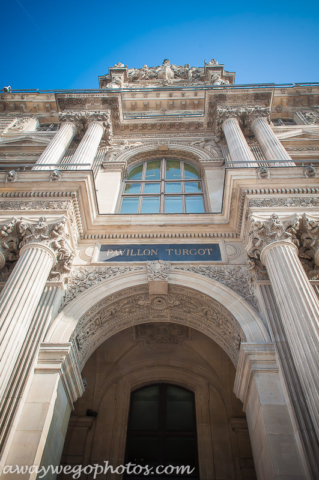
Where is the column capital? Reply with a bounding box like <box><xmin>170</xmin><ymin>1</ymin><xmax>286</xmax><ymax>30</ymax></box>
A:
<box><xmin>216</xmin><ymin>106</ymin><xmax>247</xmax><ymax>132</ymax></box>
<box><xmin>246</xmin><ymin>213</ymin><xmax>300</xmax><ymax>270</ymax></box>
<box><xmin>246</xmin><ymin>107</ymin><xmax>270</xmax><ymax>127</ymax></box>
<box><xmin>17</xmin><ymin>216</ymin><xmax>74</xmax><ymax>280</ymax></box>
<box><xmin>59</xmin><ymin>110</ymin><xmax>112</xmax><ymax>141</ymax></box>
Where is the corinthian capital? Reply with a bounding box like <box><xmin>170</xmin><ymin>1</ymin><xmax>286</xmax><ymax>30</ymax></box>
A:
<box><xmin>216</xmin><ymin>106</ymin><xmax>247</xmax><ymax>129</ymax></box>
<box><xmin>18</xmin><ymin>216</ymin><xmax>74</xmax><ymax>280</ymax></box>
<box><xmin>59</xmin><ymin>110</ymin><xmax>112</xmax><ymax>141</ymax></box>
<box><xmin>246</xmin><ymin>213</ymin><xmax>300</xmax><ymax>272</ymax></box>
<box><xmin>245</xmin><ymin>107</ymin><xmax>270</xmax><ymax>126</ymax></box>
<box><xmin>0</xmin><ymin>218</ymin><xmax>20</xmax><ymax>268</ymax></box>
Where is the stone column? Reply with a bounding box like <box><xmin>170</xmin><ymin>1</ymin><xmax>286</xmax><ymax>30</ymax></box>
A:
<box><xmin>251</xmin><ymin>116</ymin><xmax>295</xmax><ymax>166</ymax></box>
<box><xmin>234</xmin><ymin>344</ymin><xmax>308</xmax><ymax>479</ymax></box>
<box><xmin>33</xmin><ymin>122</ymin><xmax>75</xmax><ymax>169</ymax></box>
<box><xmin>71</xmin><ymin>121</ymin><xmax>104</xmax><ymax>169</ymax></box>
<box><xmin>247</xmin><ymin>214</ymin><xmax>319</xmax><ymax>446</ymax></box>
<box><xmin>0</xmin><ymin>217</ymin><xmax>74</xmax><ymax>427</ymax></box>
<box><xmin>218</xmin><ymin>108</ymin><xmax>258</xmax><ymax>167</ymax></box>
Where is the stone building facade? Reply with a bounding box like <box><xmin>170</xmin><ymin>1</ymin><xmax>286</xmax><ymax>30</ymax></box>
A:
<box><xmin>0</xmin><ymin>59</ymin><xmax>318</xmax><ymax>479</ymax></box>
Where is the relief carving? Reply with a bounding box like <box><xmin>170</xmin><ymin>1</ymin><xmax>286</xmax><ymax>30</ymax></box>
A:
<box><xmin>71</xmin><ymin>284</ymin><xmax>246</xmax><ymax>368</ymax></box>
<box><xmin>147</xmin><ymin>260</ymin><xmax>171</xmax><ymax>282</ymax></box>
<box><xmin>172</xmin><ymin>265</ymin><xmax>258</xmax><ymax>310</ymax></box>
<box><xmin>135</xmin><ymin>323</ymin><xmax>189</xmax><ymax>344</ymax></box>
<box><xmin>0</xmin><ymin>218</ymin><xmax>20</xmax><ymax>268</ymax></box>
<box><xmin>60</xmin><ymin>265</ymin><xmax>145</xmax><ymax>309</ymax></box>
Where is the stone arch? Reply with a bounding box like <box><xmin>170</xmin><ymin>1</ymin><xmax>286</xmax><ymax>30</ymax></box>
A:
<box><xmin>115</xmin><ymin>143</ymin><xmax>215</xmax><ymax>173</ymax></box>
<box><xmin>46</xmin><ymin>268</ymin><xmax>270</xmax><ymax>369</ymax></box>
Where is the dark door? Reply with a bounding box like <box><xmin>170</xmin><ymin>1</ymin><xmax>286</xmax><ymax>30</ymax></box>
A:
<box><xmin>124</xmin><ymin>384</ymin><xmax>200</xmax><ymax>479</ymax></box>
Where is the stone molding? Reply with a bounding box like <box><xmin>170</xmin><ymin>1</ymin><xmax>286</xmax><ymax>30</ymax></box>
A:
<box><xmin>35</xmin><ymin>343</ymin><xmax>85</xmax><ymax>407</ymax></box>
<box><xmin>233</xmin><ymin>343</ymin><xmax>278</xmax><ymax>408</ymax></box>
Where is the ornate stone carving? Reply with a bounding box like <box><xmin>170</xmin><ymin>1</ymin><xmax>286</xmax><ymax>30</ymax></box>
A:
<box><xmin>6</xmin><ymin>170</ymin><xmax>17</xmax><ymax>182</ymax></box>
<box><xmin>304</xmin><ymin>165</ymin><xmax>316</xmax><ymax>178</ymax></box>
<box><xmin>135</xmin><ymin>323</ymin><xmax>189</xmax><ymax>344</ymax></box>
<box><xmin>71</xmin><ymin>285</ymin><xmax>246</xmax><ymax>368</ymax></box>
<box><xmin>216</xmin><ymin>106</ymin><xmax>270</xmax><ymax>133</ymax></box>
<box><xmin>18</xmin><ymin>217</ymin><xmax>74</xmax><ymax>280</ymax></box>
<box><xmin>50</xmin><ymin>169</ymin><xmax>61</xmax><ymax>182</ymax></box>
<box><xmin>257</xmin><ymin>166</ymin><xmax>269</xmax><ymax>179</ymax></box>
<box><xmin>298</xmin><ymin>214</ymin><xmax>319</xmax><ymax>279</ymax></box>
<box><xmin>248</xmin><ymin>197</ymin><xmax>319</xmax><ymax>209</ymax></box>
<box><xmin>300</xmin><ymin>110</ymin><xmax>319</xmax><ymax>125</ymax></box>
<box><xmin>190</xmin><ymin>138</ymin><xmax>222</xmax><ymax>158</ymax></box>
<box><xmin>100</xmin><ymin>59</ymin><xmax>234</xmax><ymax>88</ymax></box>
<box><xmin>60</xmin><ymin>265</ymin><xmax>145</xmax><ymax>309</ymax></box>
<box><xmin>246</xmin><ymin>214</ymin><xmax>300</xmax><ymax>277</ymax></box>
<box><xmin>147</xmin><ymin>260</ymin><xmax>171</xmax><ymax>282</ymax></box>
<box><xmin>8</xmin><ymin>117</ymin><xmax>32</xmax><ymax>131</ymax></box>
<box><xmin>0</xmin><ymin>200</ymin><xmax>71</xmax><ymax>211</ymax></box>
<box><xmin>59</xmin><ymin>110</ymin><xmax>112</xmax><ymax>141</ymax></box>
<box><xmin>172</xmin><ymin>265</ymin><xmax>258</xmax><ymax>310</ymax></box>
<box><xmin>0</xmin><ymin>218</ymin><xmax>20</xmax><ymax>268</ymax></box>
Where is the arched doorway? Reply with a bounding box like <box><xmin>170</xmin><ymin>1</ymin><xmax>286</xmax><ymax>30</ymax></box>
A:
<box><xmin>125</xmin><ymin>384</ymin><xmax>199</xmax><ymax>479</ymax></box>
<box><xmin>59</xmin><ymin>322</ymin><xmax>257</xmax><ymax>479</ymax></box>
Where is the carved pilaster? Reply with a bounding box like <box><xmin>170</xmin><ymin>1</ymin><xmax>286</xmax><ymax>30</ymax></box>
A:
<box><xmin>147</xmin><ymin>260</ymin><xmax>171</xmax><ymax>294</ymax></box>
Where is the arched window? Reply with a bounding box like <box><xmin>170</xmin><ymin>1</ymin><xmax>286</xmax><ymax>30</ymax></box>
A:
<box><xmin>119</xmin><ymin>158</ymin><xmax>205</xmax><ymax>214</ymax></box>
<box><xmin>124</xmin><ymin>384</ymin><xmax>199</xmax><ymax>479</ymax></box>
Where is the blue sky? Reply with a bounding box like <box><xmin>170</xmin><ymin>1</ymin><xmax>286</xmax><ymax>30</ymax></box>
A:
<box><xmin>1</xmin><ymin>0</ymin><xmax>319</xmax><ymax>90</ymax></box>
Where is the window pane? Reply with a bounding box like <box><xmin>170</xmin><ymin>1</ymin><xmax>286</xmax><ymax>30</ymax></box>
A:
<box><xmin>120</xmin><ymin>197</ymin><xmax>139</xmax><ymax>214</ymax></box>
<box><xmin>129</xmin><ymin>386</ymin><xmax>159</xmax><ymax>431</ymax></box>
<box><xmin>166</xmin><ymin>386</ymin><xmax>195</xmax><ymax>431</ymax></box>
<box><xmin>144</xmin><ymin>183</ymin><xmax>160</xmax><ymax>193</ymax></box>
<box><xmin>185</xmin><ymin>181</ymin><xmax>202</xmax><ymax>193</ymax></box>
<box><xmin>184</xmin><ymin>163</ymin><xmax>199</xmax><ymax>179</ymax></box>
<box><xmin>127</xmin><ymin>164</ymin><xmax>143</xmax><ymax>181</ymax></box>
<box><xmin>141</xmin><ymin>197</ymin><xmax>160</xmax><ymax>213</ymax></box>
<box><xmin>124</xmin><ymin>183</ymin><xmax>141</xmax><ymax>194</ymax></box>
<box><xmin>145</xmin><ymin>161</ymin><xmax>161</xmax><ymax>180</ymax></box>
<box><xmin>166</xmin><ymin>160</ymin><xmax>181</xmax><ymax>179</ymax></box>
<box><xmin>165</xmin><ymin>182</ymin><xmax>181</xmax><ymax>193</ymax></box>
<box><xmin>185</xmin><ymin>196</ymin><xmax>204</xmax><ymax>213</ymax></box>
<box><xmin>165</xmin><ymin>196</ymin><xmax>183</xmax><ymax>213</ymax></box>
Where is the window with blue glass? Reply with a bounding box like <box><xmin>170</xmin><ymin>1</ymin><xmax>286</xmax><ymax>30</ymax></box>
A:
<box><xmin>119</xmin><ymin>159</ymin><xmax>205</xmax><ymax>214</ymax></box>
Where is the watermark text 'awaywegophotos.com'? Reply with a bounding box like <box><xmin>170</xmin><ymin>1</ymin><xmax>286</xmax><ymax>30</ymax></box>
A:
<box><xmin>2</xmin><ymin>462</ymin><xmax>196</xmax><ymax>478</ymax></box>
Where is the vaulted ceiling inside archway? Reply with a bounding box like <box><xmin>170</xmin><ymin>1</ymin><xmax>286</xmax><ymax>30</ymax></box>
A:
<box><xmin>71</xmin><ymin>284</ymin><xmax>246</xmax><ymax>369</ymax></box>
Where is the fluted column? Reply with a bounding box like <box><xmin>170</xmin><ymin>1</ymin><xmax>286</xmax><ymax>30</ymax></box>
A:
<box><xmin>33</xmin><ymin>122</ymin><xmax>75</xmax><ymax>170</ymax></box>
<box><xmin>247</xmin><ymin>214</ymin><xmax>319</xmax><ymax>446</ymax></box>
<box><xmin>251</xmin><ymin>116</ymin><xmax>294</xmax><ymax>166</ymax></box>
<box><xmin>0</xmin><ymin>244</ymin><xmax>55</xmax><ymax>403</ymax></box>
<box><xmin>71</xmin><ymin>121</ymin><xmax>104</xmax><ymax>169</ymax></box>
<box><xmin>222</xmin><ymin>117</ymin><xmax>258</xmax><ymax>167</ymax></box>
<box><xmin>0</xmin><ymin>217</ymin><xmax>73</xmax><ymax>421</ymax></box>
